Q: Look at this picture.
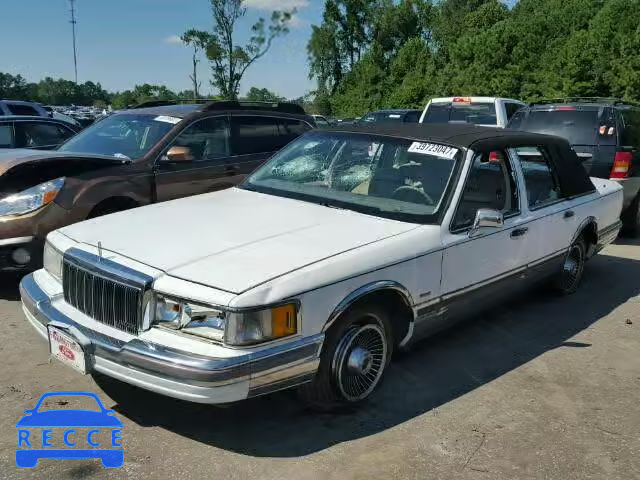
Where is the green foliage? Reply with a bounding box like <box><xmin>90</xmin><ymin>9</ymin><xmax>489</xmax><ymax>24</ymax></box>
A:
<box><xmin>310</xmin><ymin>0</ymin><xmax>640</xmax><ymax>117</ymax></box>
<box><xmin>245</xmin><ymin>87</ymin><xmax>284</xmax><ymax>102</ymax></box>
<box><xmin>0</xmin><ymin>73</ymin><xmax>111</xmax><ymax>106</ymax></box>
<box><xmin>111</xmin><ymin>84</ymin><xmax>178</xmax><ymax>109</ymax></box>
<box><xmin>187</xmin><ymin>0</ymin><xmax>294</xmax><ymax>100</ymax></box>
<box><xmin>181</xmin><ymin>29</ymin><xmax>216</xmax><ymax>97</ymax></box>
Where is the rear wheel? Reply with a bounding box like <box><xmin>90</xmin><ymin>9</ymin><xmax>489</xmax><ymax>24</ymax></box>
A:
<box><xmin>553</xmin><ymin>237</ymin><xmax>586</xmax><ymax>295</ymax></box>
<box><xmin>299</xmin><ymin>303</ymin><xmax>392</xmax><ymax>411</ymax></box>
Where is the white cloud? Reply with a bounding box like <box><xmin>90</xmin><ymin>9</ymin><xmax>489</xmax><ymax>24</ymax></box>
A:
<box><xmin>165</xmin><ymin>35</ymin><xmax>183</xmax><ymax>45</ymax></box>
<box><xmin>244</xmin><ymin>0</ymin><xmax>309</xmax><ymax>11</ymax></box>
<box><xmin>288</xmin><ymin>14</ymin><xmax>306</xmax><ymax>29</ymax></box>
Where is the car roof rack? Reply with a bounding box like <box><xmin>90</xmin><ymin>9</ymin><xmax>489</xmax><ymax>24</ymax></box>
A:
<box><xmin>201</xmin><ymin>100</ymin><xmax>306</xmax><ymax>115</ymax></box>
<box><xmin>129</xmin><ymin>100</ymin><xmax>178</xmax><ymax>109</ymax></box>
<box><xmin>531</xmin><ymin>97</ymin><xmax>640</xmax><ymax>107</ymax></box>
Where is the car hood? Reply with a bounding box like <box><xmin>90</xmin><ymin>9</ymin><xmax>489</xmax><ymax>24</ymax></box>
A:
<box><xmin>60</xmin><ymin>188</ymin><xmax>418</xmax><ymax>294</ymax></box>
<box><xmin>0</xmin><ymin>149</ymin><xmax>129</xmax><ymax>176</ymax></box>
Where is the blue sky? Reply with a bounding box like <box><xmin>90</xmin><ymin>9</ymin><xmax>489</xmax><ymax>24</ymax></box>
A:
<box><xmin>0</xmin><ymin>0</ymin><xmax>322</xmax><ymax>98</ymax></box>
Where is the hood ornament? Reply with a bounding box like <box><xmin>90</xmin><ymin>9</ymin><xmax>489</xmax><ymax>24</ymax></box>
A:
<box><xmin>98</xmin><ymin>241</ymin><xmax>103</xmax><ymax>261</ymax></box>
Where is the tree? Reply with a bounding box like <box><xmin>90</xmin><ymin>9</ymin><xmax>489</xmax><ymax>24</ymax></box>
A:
<box><xmin>181</xmin><ymin>29</ymin><xmax>214</xmax><ymax>98</ymax></box>
<box><xmin>189</xmin><ymin>0</ymin><xmax>294</xmax><ymax>100</ymax></box>
<box><xmin>245</xmin><ymin>87</ymin><xmax>284</xmax><ymax>102</ymax></box>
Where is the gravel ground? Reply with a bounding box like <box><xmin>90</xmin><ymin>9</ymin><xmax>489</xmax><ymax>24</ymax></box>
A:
<box><xmin>0</xmin><ymin>239</ymin><xmax>638</xmax><ymax>480</ymax></box>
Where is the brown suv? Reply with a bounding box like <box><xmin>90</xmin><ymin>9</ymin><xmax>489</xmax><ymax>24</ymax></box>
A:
<box><xmin>0</xmin><ymin>101</ymin><xmax>314</xmax><ymax>271</ymax></box>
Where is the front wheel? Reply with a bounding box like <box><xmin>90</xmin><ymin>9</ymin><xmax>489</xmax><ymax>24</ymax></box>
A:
<box><xmin>299</xmin><ymin>304</ymin><xmax>392</xmax><ymax>411</ymax></box>
<box><xmin>552</xmin><ymin>237</ymin><xmax>586</xmax><ymax>295</ymax></box>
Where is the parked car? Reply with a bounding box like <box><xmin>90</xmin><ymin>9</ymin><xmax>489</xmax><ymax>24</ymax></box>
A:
<box><xmin>42</xmin><ymin>106</ymin><xmax>82</xmax><ymax>128</ymax></box>
<box><xmin>20</xmin><ymin>123</ymin><xmax>622</xmax><ymax>410</ymax></box>
<box><xmin>312</xmin><ymin>114</ymin><xmax>333</xmax><ymax>127</ymax></box>
<box><xmin>358</xmin><ymin>109</ymin><xmax>421</xmax><ymax>124</ymax></box>
<box><xmin>0</xmin><ymin>101</ymin><xmax>313</xmax><ymax>272</ymax></box>
<box><xmin>507</xmin><ymin>98</ymin><xmax>640</xmax><ymax>235</ymax></box>
<box><xmin>420</xmin><ymin>96</ymin><xmax>525</xmax><ymax>128</ymax></box>
<box><xmin>0</xmin><ymin>99</ymin><xmax>49</xmax><ymax>117</ymax></box>
<box><xmin>0</xmin><ymin>116</ymin><xmax>80</xmax><ymax>150</ymax></box>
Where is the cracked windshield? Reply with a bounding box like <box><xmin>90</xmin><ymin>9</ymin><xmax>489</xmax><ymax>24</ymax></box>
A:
<box><xmin>246</xmin><ymin>133</ymin><xmax>459</xmax><ymax>220</ymax></box>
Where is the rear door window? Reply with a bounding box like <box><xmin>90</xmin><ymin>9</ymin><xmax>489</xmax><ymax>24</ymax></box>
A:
<box><xmin>7</xmin><ymin>103</ymin><xmax>40</xmax><ymax>116</ymax></box>
<box><xmin>512</xmin><ymin>146</ymin><xmax>563</xmax><ymax>209</ymax></box>
<box><xmin>424</xmin><ymin>102</ymin><xmax>497</xmax><ymax>125</ymax></box>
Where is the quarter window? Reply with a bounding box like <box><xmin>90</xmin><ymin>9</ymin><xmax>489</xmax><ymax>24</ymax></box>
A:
<box><xmin>15</xmin><ymin>122</ymin><xmax>71</xmax><ymax>148</ymax></box>
<box><xmin>452</xmin><ymin>150</ymin><xmax>519</xmax><ymax>230</ymax></box>
<box><xmin>513</xmin><ymin>146</ymin><xmax>562</xmax><ymax>208</ymax></box>
<box><xmin>279</xmin><ymin>118</ymin><xmax>312</xmax><ymax>145</ymax></box>
<box><xmin>170</xmin><ymin>117</ymin><xmax>229</xmax><ymax>161</ymax></box>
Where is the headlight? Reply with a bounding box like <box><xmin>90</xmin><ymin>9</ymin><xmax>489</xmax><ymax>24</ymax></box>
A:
<box><xmin>153</xmin><ymin>294</ymin><xmax>226</xmax><ymax>342</ymax></box>
<box><xmin>225</xmin><ymin>303</ymin><xmax>297</xmax><ymax>346</ymax></box>
<box><xmin>0</xmin><ymin>178</ymin><xmax>65</xmax><ymax>217</ymax></box>
<box><xmin>152</xmin><ymin>293</ymin><xmax>297</xmax><ymax>346</ymax></box>
<box><xmin>43</xmin><ymin>240</ymin><xmax>63</xmax><ymax>282</ymax></box>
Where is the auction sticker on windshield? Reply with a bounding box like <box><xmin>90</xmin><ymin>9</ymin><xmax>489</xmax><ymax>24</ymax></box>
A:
<box><xmin>408</xmin><ymin>142</ymin><xmax>458</xmax><ymax>159</ymax></box>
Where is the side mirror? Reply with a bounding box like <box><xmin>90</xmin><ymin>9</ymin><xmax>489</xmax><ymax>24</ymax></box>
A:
<box><xmin>469</xmin><ymin>208</ymin><xmax>503</xmax><ymax>237</ymax></box>
<box><xmin>164</xmin><ymin>146</ymin><xmax>193</xmax><ymax>163</ymax></box>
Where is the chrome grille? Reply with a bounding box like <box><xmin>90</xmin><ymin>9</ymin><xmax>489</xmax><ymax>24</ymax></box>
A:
<box><xmin>62</xmin><ymin>250</ymin><xmax>151</xmax><ymax>335</ymax></box>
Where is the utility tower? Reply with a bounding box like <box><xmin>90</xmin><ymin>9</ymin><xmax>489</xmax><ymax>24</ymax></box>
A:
<box><xmin>69</xmin><ymin>0</ymin><xmax>78</xmax><ymax>83</ymax></box>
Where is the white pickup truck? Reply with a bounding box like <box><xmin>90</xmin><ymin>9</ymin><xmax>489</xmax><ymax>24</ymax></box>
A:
<box><xmin>20</xmin><ymin>123</ymin><xmax>622</xmax><ymax>411</ymax></box>
<box><xmin>420</xmin><ymin>96</ymin><xmax>526</xmax><ymax>128</ymax></box>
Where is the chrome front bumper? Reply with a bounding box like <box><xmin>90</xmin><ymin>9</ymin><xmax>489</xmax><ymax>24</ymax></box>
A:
<box><xmin>20</xmin><ymin>273</ymin><xmax>323</xmax><ymax>404</ymax></box>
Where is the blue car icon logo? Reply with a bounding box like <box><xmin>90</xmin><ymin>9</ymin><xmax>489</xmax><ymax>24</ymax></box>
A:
<box><xmin>16</xmin><ymin>391</ymin><xmax>123</xmax><ymax>468</ymax></box>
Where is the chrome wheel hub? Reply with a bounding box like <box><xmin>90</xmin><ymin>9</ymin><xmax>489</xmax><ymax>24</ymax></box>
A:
<box><xmin>347</xmin><ymin>347</ymin><xmax>374</xmax><ymax>375</ymax></box>
<box><xmin>333</xmin><ymin>323</ymin><xmax>387</xmax><ymax>402</ymax></box>
<box><xmin>561</xmin><ymin>244</ymin><xmax>584</xmax><ymax>291</ymax></box>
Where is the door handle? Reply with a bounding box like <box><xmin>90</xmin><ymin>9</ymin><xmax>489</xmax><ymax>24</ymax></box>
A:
<box><xmin>225</xmin><ymin>165</ymin><xmax>238</xmax><ymax>176</ymax></box>
<box><xmin>564</xmin><ymin>210</ymin><xmax>575</xmax><ymax>219</ymax></box>
<box><xmin>511</xmin><ymin>227</ymin><xmax>529</xmax><ymax>238</ymax></box>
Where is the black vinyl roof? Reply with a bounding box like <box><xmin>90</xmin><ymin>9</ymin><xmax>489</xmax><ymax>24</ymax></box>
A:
<box><xmin>324</xmin><ymin>123</ymin><xmax>569</xmax><ymax>151</ymax></box>
<box><xmin>322</xmin><ymin>122</ymin><xmax>595</xmax><ymax>197</ymax></box>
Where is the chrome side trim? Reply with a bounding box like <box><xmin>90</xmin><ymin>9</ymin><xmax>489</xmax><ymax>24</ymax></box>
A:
<box><xmin>527</xmin><ymin>248</ymin><xmax>567</xmax><ymax>268</ymax></box>
<box><xmin>324</xmin><ymin>280</ymin><xmax>416</xmax><ymax>333</ymax></box>
<box><xmin>0</xmin><ymin>236</ymin><xmax>34</xmax><ymax>247</ymax></box>
<box><xmin>441</xmin><ymin>266</ymin><xmax>527</xmax><ymax>302</ymax></box>
<box><xmin>596</xmin><ymin>220</ymin><xmax>622</xmax><ymax>251</ymax></box>
<box><xmin>20</xmin><ymin>273</ymin><xmax>323</xmax><ymax>390</ymax></box>
<box><xmin>598</xmin><ymin>220</ymin><xmax>623</xmax><ymax>238</ymax></box>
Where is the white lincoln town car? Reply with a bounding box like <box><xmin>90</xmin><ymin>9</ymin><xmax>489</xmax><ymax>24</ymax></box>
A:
<box><xmin>20</xmin><ymin>124</ymin><xmax>623</xmax><ymax>409</ymax></box>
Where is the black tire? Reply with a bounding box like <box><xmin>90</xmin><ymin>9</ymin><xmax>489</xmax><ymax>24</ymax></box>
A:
<box><xmin>621</xmin><ymin>193</ymin><xmax>640</xmax><ymax>237</ymax></box>
<box><xmin>299</xmin><ymin>303</ymin><xmax>393</xmax><ymax>411</ymax></box>
<box><xmin>552</xmin><ymin>237</ymin><xmax>587</xmax><ymax>295</ymax></box>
